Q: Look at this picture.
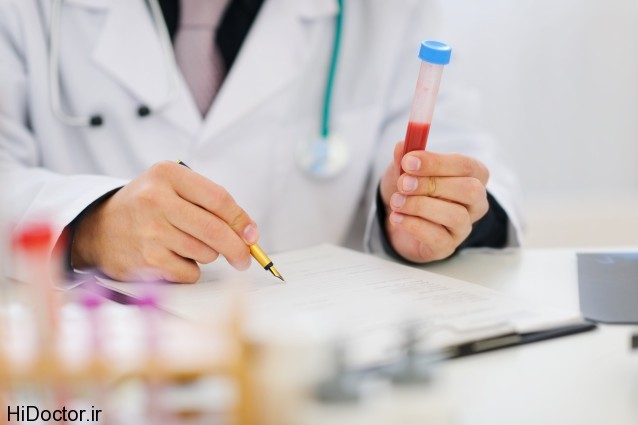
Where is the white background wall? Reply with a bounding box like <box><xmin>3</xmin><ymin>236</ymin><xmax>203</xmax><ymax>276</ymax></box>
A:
<box><xmin>437</xmin><ymin>0</ymin><xmax>638</xmax><ymax>246</ymax></box>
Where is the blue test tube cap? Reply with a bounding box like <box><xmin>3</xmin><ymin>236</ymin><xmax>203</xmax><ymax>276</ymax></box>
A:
<box><xmin>418</xmin><ymin>40</ymin><xmax>452</xmax><ymax>65</ymax></box>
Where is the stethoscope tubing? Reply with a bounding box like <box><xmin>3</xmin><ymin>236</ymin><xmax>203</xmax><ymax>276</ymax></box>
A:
<box><xmin>321</xmin><ymin>0</ymin><xmax>343</xmax><ymax>139</ymax></box>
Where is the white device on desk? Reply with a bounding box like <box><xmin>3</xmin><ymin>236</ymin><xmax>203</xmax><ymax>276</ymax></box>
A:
<box><xmin>577</xmin><ymin>252</ymin><xmax>638</xmax><ymax>323</ymax></box>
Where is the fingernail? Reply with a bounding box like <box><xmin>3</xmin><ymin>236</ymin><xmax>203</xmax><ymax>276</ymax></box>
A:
<box><xmin>390</xmin><ymin>193</ymin><xmax>406</xmax><ymax>209</ymax></box>
<box><xmin>389</xmin><ymin>212</ymin><xmax>404</xmax><ymax>224</ymax></box>
<box><xmin>243</xmin><ymin>224</ymin><xmax>259</xmax><ymax>244</ymax></box>
<box><xmin>402</xmin><ymin>176</ymin><xmax>418</xmax><ymax>192</ymax></box>
<box><xmin>403</xmin><ymin>155</ymin><xmax>421</xmax><ymax>172</ymax></box>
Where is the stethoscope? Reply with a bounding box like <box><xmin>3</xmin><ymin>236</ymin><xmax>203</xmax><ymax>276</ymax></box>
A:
<box><xmin>42</xmin><ymin>0</ymin><xmax>348</xmax><ymax>179</ymax></box>
<box><xmin>294</xmin><ymin>0</ymin><xmax>349</xmax><ymax>179</ymax></box>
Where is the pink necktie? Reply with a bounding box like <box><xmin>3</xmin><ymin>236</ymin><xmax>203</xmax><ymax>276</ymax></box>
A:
<box><xmin>174</xmin><ymin>0</ymin><xmax>230</xmax><ymax>116</ymax></box>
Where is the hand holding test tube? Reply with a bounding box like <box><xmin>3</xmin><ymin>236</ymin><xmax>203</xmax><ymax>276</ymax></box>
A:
<box><xmin>379</xmin><ymin>40</ymin><xmax>492</xmax><ymax>263</ymax></box>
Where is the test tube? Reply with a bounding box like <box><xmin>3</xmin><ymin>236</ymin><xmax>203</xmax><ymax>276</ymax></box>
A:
<box><xmin>11</xmin><ymin>223</ymin><xmax>60</xmax><ymax>350</ymax></box>
<box><xmin>401</xmin><ymin>41</ymin><xmax>452</xmax><ymax>172</ymax></box>
<box><xmin>11</xmin><ymin>223</ymin><xmax>68</xmax><ymax>413</ymax></box>
<box><xmin>134</xmin><ymin>287</ymin><xmax>166</xmax><ymax>424</ymax></box>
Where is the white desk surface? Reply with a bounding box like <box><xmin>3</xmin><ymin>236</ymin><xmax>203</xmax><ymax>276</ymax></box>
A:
<box><xmin>421</xmin><ymin>246</ymin><xmax>638</xmax><ymax>425</ymax></box>
<box><xmin>14</xmin><ymin>246</ymin><xmax>633</xmax><ymax>424</ymax></box>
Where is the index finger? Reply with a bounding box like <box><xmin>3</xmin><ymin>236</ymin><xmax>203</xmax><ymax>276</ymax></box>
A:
<box><xmin>166</xmin><ymin>162</ymin><xmax>258</xmax><ymax>244</ymax></box>
<box><xmin>401</xmin><ymin>151</ymin><xmax>489</xmax><ymax>185</ymax></box>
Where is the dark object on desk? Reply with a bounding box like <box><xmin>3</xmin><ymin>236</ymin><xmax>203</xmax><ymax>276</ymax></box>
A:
<box><xmin>632</xmin><ymin>332</ymin><xmax>638</xmax><ymax>350</ymax></box>
<box><xmin>315</xmin><ymin>343</ymin><xmax>361</xmax><ymax>404</ymax></box>
<box><xmin>577</xmin><ymin>253</ymin><xmax>638</xmax><ymax>324</ymax></box>
<box><xmin>449</xmin><ymin>321</ymin><xmax>597</xmax><ymax>359</ymax></box>
<box><xmin>360</xmin><ymin>321</ymin><xmax>596</xmax><ymax>376</ymax></box>
<box><xmin>386</xmin><ymin>323</ymin><xmax>433</xmax><ymax>384</ymax></box>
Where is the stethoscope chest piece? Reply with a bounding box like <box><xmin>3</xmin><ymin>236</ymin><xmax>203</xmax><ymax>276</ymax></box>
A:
<box><xmin>296</xmin><ymin>134</ymin><xmax>349</xmax><ymax>180</ymax></box>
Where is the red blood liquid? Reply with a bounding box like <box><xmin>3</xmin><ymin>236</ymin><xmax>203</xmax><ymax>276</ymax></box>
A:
<box><xmin>401</xmin><ymin>121</ymin><xmax>431</xmax><ymax>173</ymax></box>
<box><xmin>403</xmin><ymin>121</ymin><xmax>431</xmax><ymax>154</ymax></box>
<box><xmin>12</xmin><ymin>222</ymin><xmax>53</xmax><ymax>251</ymax></box>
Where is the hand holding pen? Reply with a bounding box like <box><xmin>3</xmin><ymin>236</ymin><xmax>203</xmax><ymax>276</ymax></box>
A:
<box><xmin>71</xmin><ymin>160</ymin><xmax>283</xmax><ymax>283</ymax></box>
<box><xmin>177</xmin><ymin>160</ymin><xmax>283</xmax><ymax>281</ymax></box>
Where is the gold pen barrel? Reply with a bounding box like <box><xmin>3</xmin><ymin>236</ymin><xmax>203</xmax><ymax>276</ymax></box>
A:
<box><xmin>249</xmin><ymin>244</ymin><xmax>285</xmax><ymax>281</ymax></box>
<box><xmin>249</xmin><ymin>244</ymin><xmax>272</xmax><ymax>269</ymax></box>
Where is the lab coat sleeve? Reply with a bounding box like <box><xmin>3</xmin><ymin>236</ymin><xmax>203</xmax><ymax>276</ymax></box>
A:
<box><xmin>363</xmin><ymin>1</ymin><xmax>523</xmax><ymax>256</ymax></box>
<box><xmin>0</xmin><ymin>1</ymin><xmax>128</xmax><ymax>280</ymax></box>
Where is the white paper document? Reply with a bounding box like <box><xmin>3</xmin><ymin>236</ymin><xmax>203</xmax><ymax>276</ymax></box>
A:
<box><xmin>97</xmin><ymin>245</ymin><xmax>583</xmax><ymax>365</ymax></box>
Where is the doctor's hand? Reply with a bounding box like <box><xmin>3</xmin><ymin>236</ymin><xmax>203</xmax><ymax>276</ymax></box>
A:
<box><xmin>379</xmin><ymin>141</ymin><xmax>490</xmax><ymax>263</ymax></box>
<box><xmin>71</xmin><ymin>161</ymin><xmax>258</xmax><ymax>283</ymax></box>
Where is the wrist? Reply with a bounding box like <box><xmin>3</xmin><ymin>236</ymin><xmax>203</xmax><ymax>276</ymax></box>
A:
<box><xmin>71</xmin><ymin>205</ymin><xmax>100</xmax><ymax>269</ymax></box>
<box><xmin>69</xmin><ymin>188</ymin><xmax>121</xmax><ymax>271</ymax></box>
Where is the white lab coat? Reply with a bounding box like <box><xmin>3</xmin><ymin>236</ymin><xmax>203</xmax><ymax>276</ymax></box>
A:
<box><xmin>0</xmin><ymin>0</ymin><xmax>521</xmax><ymax>273</ymax></box>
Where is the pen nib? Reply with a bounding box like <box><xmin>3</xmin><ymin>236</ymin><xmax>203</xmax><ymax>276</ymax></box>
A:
<box><xmin>269</xmin><ymin>266</ymin><xmax>285</xmax><ymax>283</ymax></box>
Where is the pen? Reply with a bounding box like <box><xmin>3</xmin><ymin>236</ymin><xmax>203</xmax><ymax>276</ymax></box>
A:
<box><xmin>176</xmin><ymin>160</ymin><xmax>285</xmax><ymax>282</ymax></box>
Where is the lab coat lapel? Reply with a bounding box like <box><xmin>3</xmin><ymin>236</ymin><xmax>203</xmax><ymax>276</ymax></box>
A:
<box><xmin>200</xmin><ymin>0</ymin><xmax>339</xmax><ymax>142</ymax></box>
<box><xmin>90</xmin><ymin>0</ymin><xmax>201</xmax><ymax>138</ymax></box>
